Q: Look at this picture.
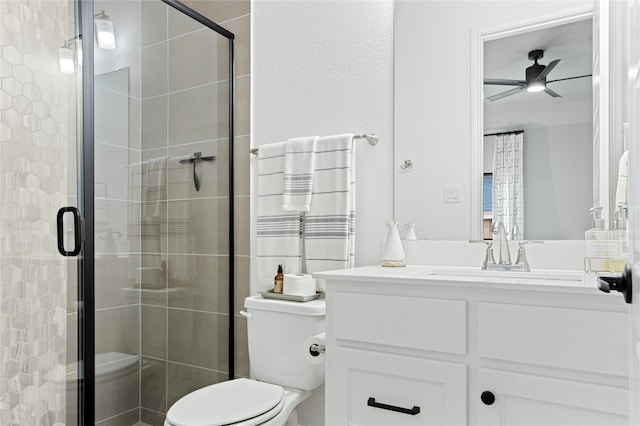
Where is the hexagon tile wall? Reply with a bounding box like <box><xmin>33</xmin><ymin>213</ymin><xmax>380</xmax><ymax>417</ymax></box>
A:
<box><xmin>1</xmin><ymin>0</ymin><xmax>76</xmax><ymax>424</ymax></box>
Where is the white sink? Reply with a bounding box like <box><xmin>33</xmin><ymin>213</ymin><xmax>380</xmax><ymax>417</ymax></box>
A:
<box><xmin>408</xmin><ymin>266</ymin><xmax>588</xmax><ymax>286</ymax></box>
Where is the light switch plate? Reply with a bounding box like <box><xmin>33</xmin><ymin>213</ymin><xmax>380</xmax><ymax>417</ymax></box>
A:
<box><xmin>443</xmin><ymin>185</ymin><xmax>462</xmax><ymax>203</ymax></box>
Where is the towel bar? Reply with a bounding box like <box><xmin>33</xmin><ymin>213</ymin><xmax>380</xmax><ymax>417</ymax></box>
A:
<box><xmin>249</xmin><ymin>133</ymin><xmax>378</xmax><ymax>155</ymax></box>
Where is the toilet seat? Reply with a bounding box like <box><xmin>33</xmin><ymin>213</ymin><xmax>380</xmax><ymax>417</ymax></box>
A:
<box><xmin>165</xmin><ymin>378</ymin><xmax>284</xmax><ymax>426</ymax></box>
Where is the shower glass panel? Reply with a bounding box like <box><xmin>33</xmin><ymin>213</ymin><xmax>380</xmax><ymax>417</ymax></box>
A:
<box><xmin>87</xmin><ymin>0</ymin><xmax>234</xmax><ymax>424</ymax></box>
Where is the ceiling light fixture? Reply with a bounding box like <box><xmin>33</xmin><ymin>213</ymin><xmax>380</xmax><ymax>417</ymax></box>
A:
<box><xmin>94</xmin><ymin>10</ymin><xmax>116</xmax><ymax>50</ymax></box>
<box><xmin>525</xmin><ymin>50</ymin><xmax>548</xmax><ymax>93</ymax></box>
<box><xmin>526</xmin><ymin>79</ymin><xmax>546</xmax><ymax>93</ymax></box>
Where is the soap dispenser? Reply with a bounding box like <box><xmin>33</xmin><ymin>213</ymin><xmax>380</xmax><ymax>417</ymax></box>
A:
<box><xmin>585</xmin><ymin>207</ymin><xmax>614</xmax><ymax>272</ymax></box>
<box><xmin>612</xmin><ymin>205</ymin><xmax>629</xmax><ymax>272</ymax></box>
<box><xmin>382</xmin><ymin>221</ymin><xmax>406</xmax><ymax>267</ymax></box>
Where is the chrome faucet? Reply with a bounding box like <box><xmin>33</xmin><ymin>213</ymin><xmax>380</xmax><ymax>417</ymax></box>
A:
<box><xmin>492</xmin><ymin>221</ymin><xmax>511</xmax><ymax>265</ymax></box>
<box><xmin>471</xmin><ymin>223</ymin><xmax>543</xmax><ymax>271</ymax></box>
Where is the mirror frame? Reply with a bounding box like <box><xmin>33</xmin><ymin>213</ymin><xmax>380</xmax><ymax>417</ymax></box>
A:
<box><xmin>469</xmin><ymin>5</ymin><xmax>608</xmax><ymax>240</ymax></box>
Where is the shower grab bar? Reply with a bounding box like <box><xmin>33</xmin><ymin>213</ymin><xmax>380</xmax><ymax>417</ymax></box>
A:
<box><xmin>249</xmin><ymin>133</ymin><xmax>379</xmax><ymax>155</ymax></box>
<box><xmin>179</xmin><ymin>152</ymin><xmax>215</xmax><ymax>191</ymax></box>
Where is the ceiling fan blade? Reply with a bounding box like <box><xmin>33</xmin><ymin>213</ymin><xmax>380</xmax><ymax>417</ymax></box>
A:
<box><xmin>484</xmin><ymin>78</ymin><xmax>526</xmax><ymax>86</ymax></box>
<box><xmin>547</xmin><ymin>74</ymin><xmax>592</xmax><ymax>84</ymax></box>
<box><xmin>486</xmin><ymin>86</ymin><xmax>525</xmax><ymax>102</ymax></box>
<box><xmin>536</xmin><ymin>59</ymin><xmax>561</xmax><ymax>80</ymax></box>
<box><xmin>544</xmin><ymin>87</ymin><xmax>562</xmax><ymax>97</ymax></box>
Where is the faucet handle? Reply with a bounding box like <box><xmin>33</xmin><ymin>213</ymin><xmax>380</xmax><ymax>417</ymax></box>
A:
<box><xmin>469</xmin><ymin>240</ymin><xmax>496</xmax><ymax>270</ymax></box>
<box><xmin>514</xmin><ymin>240</ymin><xmax>543</xmax><ymax>272</ymax></box>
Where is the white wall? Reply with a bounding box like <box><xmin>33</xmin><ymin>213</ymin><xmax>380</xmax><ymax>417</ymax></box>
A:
<box><xmin>524</xmin><ymin>123</ymin><xmax>593</xmax><ymax>239</ymax></box>
<box><xmin>394</xmin><ymin>0</ymin><xmax>592</xmax><ymax>240</ymax></box>
<box><xmin>252</xmin><ymin>1</ymin><xmax>394</xmax><ymax>423</ymax></box>
<box><xmin>252</xmin><ymin>0</ymin><xmax>394</xmax><ymax>271</ymax></box>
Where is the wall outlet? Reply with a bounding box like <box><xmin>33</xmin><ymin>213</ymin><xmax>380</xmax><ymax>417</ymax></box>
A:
<box><xmin>443</xmin><ymin>185</ymin><xmax>462</xmax><ymax>203</ymax></box>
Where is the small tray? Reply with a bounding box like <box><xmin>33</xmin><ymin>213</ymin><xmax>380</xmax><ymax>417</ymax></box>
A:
<box><xmin>260</xmin><ymin>289</ymin><xmax>322</xmax><ymax>302</ymax></box>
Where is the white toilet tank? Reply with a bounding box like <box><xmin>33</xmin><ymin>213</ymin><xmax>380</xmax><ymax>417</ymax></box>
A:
<box><xmin>244</xmin><ymin>295</ymin><xmax>325</xmax><ymax>390</ymax></box>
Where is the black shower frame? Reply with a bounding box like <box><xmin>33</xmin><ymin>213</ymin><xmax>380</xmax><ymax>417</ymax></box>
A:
<box><xmin>78</xmin><ymin>0</ymin><xmax>235</xmax><ymax>423</ymax></box>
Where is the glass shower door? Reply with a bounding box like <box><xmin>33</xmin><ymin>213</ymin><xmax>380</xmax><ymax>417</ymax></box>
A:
<box><xmin>87</xmin><ymin>0</ymin><xmax>235</xmax><ymax>424</ymax></box>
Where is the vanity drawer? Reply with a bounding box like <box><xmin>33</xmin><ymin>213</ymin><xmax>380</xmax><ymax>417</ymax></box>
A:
<box><xmin>332</xmin><ymin>292</ymin><xmax>466</xmax><ymax>354</ymax></box>
<box><xmin>477</xmin><ymin>302</ymin><xmax>629</xmax><ymax>376</ymax></box>
<box><xmin>329</xmin><ymin>347</ymin><xmax>467</xmax><ymax>425</ymax></box>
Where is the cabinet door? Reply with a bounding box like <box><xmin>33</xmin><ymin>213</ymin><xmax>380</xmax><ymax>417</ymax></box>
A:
<box><xmin>329</xmin><ymin>347</ymin><xmax>466</xmax><ymax>426</ymax></box>
<box><xmin>477</xmin><ymin>368</ymin><xmax>628</xmax><ymax>426</ymax></box>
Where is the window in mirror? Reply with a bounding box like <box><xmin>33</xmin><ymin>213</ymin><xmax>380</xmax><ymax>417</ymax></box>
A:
<box><xmin>483</xmin><ymin>173</ymin><xmax>493</xmax><ymax>240</ymax></box>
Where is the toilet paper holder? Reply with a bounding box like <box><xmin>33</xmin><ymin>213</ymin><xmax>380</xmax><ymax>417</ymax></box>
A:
<box><xmin>309</xmin><ymin>343</ymin><xmax>326</xmax><ymax>357</ymax></box>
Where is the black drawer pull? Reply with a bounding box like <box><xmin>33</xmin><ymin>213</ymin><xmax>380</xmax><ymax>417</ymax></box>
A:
<box><xmin>481</xmin><ymin>391</ymin><xmax>496</xmax><ymax>406</ymax></box>
<box><xmin>367</xmin><ymin>397</ymin><xmax>420</xmax><ymax>415</ymax></box>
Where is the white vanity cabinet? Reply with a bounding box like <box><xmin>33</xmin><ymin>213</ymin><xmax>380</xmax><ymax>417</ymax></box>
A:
<box><xmin>319</xmin><ymin>266</ymin><xmax>630</xmax><ymax>426</ymax></box>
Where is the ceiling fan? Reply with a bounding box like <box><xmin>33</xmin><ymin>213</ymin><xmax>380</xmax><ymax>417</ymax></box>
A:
<box><xmin>484</xmin><ymin>49</ymin><xmax>591</xmax><ymax>102</ymax></box>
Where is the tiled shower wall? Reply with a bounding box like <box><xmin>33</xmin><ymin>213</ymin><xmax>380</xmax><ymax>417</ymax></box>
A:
<box><xmin>135</xmin><ymin>1</ymin><xmax>251</xmax><ymax>424</ymax></box>
<box><xmin>0</xmin><ymin>0</ymin><xmax>76</xmax><ymax>424</ymax></box>
<box><xmin>90</xmin><ymin>0</ymin><xmax>250</xmax><ymax>424</ymax></box>
<box><xmin>184</xmin><ymin>0</ymin><xmax>252</xmax><ymax>379</ymax></box>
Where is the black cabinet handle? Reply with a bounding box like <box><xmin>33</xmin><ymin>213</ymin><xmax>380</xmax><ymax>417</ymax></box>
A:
<box><xmin>56</xmin><ymin>207</ymin><xmax>82</xmax><ymax>256</ymax></box>
<box><xmin>367</xmin><ymin>397</ymin><xmax>420</xmax><ymax>415</ymax></box>
<box><xmin>481</xmin><ymin>391</ymin><xmax>496</xmax><ymax>406</ymax></box>
<box><xmin>598</xmin><ymin>264</ymin><xmax>633</xmax><ymax>303</ymax></box>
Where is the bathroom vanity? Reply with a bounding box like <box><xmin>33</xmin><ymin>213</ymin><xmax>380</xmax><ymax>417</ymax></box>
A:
<box><xmin>316</xmin><ymin>265</ymin><xmax>629</xmax><ymax>426</ymax></box>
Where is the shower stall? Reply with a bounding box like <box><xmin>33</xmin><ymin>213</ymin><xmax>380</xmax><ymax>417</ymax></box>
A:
<box><xmin>0</xmin><ymin>0</ymin><xmax>235</xmax><ymax>424</ymax></box>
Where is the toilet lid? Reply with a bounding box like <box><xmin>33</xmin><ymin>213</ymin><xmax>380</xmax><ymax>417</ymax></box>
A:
<box><xmin>166</xmin><ymin>378</ymin><xmax>284</xmax><ymax>426</ymax></box>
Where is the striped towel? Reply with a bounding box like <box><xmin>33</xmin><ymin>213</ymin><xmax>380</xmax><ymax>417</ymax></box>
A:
<box><xmin>128</xmin><ymin>157</ymin><xmax>168</xmax><ymax>287</ymax></box>
<box><xmin>257</xmin><ymin>142</ymin><xmax>303</xmax><ymax>292</ymax></box>
<box><xmin>304</xmin><ymin>134</ymin><xmax>355</xmax><ymax>273</ymax></box>
<box><xmin>282</xmin><ymin>136</ymin><xmax>318</xmax><ymax>212</ymax></box>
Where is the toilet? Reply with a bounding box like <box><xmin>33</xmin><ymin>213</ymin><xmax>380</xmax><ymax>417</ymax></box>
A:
<box><xmin>65</xmin><ymin>352</ymin><xmax>139</xmax><ymax>422</ymax></box>
<box><xmin>164</xmin><ymin>295</ymin><xmax>326</xmax><ymax>426</ymax></box>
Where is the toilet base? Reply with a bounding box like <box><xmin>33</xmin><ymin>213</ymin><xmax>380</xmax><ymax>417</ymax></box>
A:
<box><xmin>266</xmin><ymin>387</ymin><xmax>311</xmax><ymax>426</ymax></box>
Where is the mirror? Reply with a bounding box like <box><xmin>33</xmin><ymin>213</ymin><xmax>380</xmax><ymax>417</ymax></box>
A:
<box><xmin>394</xmin><ymin>1</ymin><xmax>618</xmax><ymax>241</ymax></box>
<box><xmin>481</xmin><ymin>18</ymin><xmax>593</xmax><ymax>240</ymax></box>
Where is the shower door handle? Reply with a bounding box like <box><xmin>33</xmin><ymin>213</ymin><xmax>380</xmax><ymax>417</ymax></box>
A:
<box><xmin>57</xmin><ymin>207</ymin><xmax>83</xmax><ymax>256</ymax></box>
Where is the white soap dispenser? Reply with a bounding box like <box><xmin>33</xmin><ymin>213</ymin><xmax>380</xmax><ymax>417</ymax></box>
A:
<box><xmin>382</xmin><ymin>221</ymin><xmax>406</xmax><ymax>267</ymax></box>
<box><xmin>403</xmin><ymin>223</ymin><xmax>417</xmax><ymax>240</ymax></box>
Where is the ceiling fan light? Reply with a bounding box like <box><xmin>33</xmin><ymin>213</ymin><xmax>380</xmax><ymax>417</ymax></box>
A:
<box><xmin>526</xmin><ymin>80</ymin><xmax>545</xmax><ymax>93</ymax></box>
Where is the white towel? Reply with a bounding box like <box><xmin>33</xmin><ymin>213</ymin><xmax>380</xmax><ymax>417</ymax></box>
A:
<box><xmin>282</xmin><ymin>136</ymin><xmax>318</xmax><ymax>212</ymax></box>
<box><xmin>257</xmin><ymin>142</ymin><xmax>303</xmax><ymax>292</ymax></box>
<box><xmin>128</xmin><ymin>157</ymin><xmax>168</xmax><ymax>288</ymax></box>
<box><xmin>167</xmin><ymin>156</ymin><xmax>196</xmax><ymax>286</ymax></box>
<box><xmin>304</xmin><ymin>134</ymin><xmax>356</xmax><ymax>273</ymax></box>
<box><xmin>615</xmin><ymin>150</ymin><xmax>629</xmax><ymax>206</ymax></box>
<box><xmin>142</xmin><ymin>157</ymin><xmax>167</xmax><ymax>275</ymax></box>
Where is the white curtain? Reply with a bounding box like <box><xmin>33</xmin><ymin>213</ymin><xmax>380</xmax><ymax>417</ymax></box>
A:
<box><xmin>492</xmin><ymin>132</ymin><xmax>524</xmax><ymax>239</ymax></box>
